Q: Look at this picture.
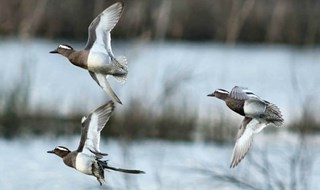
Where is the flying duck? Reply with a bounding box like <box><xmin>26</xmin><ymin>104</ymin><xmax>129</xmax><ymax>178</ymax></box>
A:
<box><xmin>50</xmin><ymin>2</ymin><xmax>128</xmax><ymax>104</ymax></box>
<box><xmin>47</xmin><ymin>101</ymin><xmax>145</xmax><ymax>185</ymax></box>
<box><xmin>208</xmin><ymin>86</ymin><xmax>284</xmax><ymax>168</ymax></box>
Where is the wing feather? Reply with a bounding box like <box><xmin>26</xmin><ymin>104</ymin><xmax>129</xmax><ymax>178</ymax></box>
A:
<box><xmin>230</xmin><ymin>86</ymin><xmax>262</xmax><ymax>100</ymax></box>
<box><xmin>89</xmin><ymin>71</ymin><xmax>122</xmax><ymax>104</ymax></box>
<box><xmin>229</xmin><ymin>86</ymin><xmax>250</xmax><ymax>100</ymax></box>
<box><xmin>85</xmin><ymin>2</ymin><xmax>124</xmax><ymax>56</ymax></box>
<box><xmin>77</xmin><ymin>101</ymin><xmax>115</xmax><ymax>155</ymax></box>
<box><xmin>230</xmin><ymin>118</ymin><xmax>267</xmax><ymax>168</ymax></box>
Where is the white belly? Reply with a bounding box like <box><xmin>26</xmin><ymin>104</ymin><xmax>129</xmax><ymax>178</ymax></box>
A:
<box><xmin>87</xmin><ymin>52</ymin><xmax>110</xmax><ymax>71</ymax></box>
<box><xmin>75</xmin><ymin>153</ymin><xmax>95</xmax><ymax>175</ymax></box>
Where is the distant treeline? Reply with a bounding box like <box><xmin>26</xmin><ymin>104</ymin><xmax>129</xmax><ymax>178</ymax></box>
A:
<box><xmin>1</xmin><ymin>0</ymin><xmax>320</xmax><ymax>45</ymax></box>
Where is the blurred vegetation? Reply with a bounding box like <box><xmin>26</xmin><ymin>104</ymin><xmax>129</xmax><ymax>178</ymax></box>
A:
<box><xmin>290</xmin><ymin>102</ymin><xmax>320</xmax><ymax>133</ymax></box>
<box><xmin>193</xmin><ymin>135</ymin><xmax>315</xmax><ymax>190</ymax></box>
<box><xmin>0</xmin><ymin>62</ymin><xmax>30</xmax><ymax>139</ymax></box>
<box><xmin>0</xmin><ymin>65</ymin><xmax>319</xmax><ymax>141</ymax></box>
<box><xmin>1</xmin><ymin>0</ymin><xmax>319</xmax><ymax>140</ymax></box>
<box><xmin>1</xmin><ymin>0</ymin><xmax>320</xmax><ymax>45</ymax></box>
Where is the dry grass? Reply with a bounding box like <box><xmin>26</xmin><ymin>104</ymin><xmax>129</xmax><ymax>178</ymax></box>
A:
<box><xmin>0</xmin><ymin>61</ymin><xmax>319</xmax><ymax>140</ymax></box>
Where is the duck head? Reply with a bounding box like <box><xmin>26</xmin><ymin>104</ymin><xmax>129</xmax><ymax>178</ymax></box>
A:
<box><xmin>207</xmin><ymin>89</ymin><xmax>229</xmax><ymax>100</ymax></box>
<box><xmin>47</xmin><ymin>146</ymin><xmax>71</xmax><ymax>158</ymax></box>
<box><xmin>50</xmin><ymin>44</ymin><xmax>75</xmax><ymax>56</ymax></box>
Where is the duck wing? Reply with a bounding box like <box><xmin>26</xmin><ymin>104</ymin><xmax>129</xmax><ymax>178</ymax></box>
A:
<box><xmin>85</xmin><ymin>2</ymin><xmax>124</xmax><ymax>57</ymax></box>
<box><xmin>230</xmin><ymin>117</ymin><xmax>267</xmax><ymax>168</ymax></box>
<box><xmin>230</xmin><ymin>86</ymin><xmax>262</xmax><ymax>100</ymax></box>
<box><xmin>89</xmin><ymin>71</ymin><xmax>122</xmax><ymax>104</ymax></box>
<box><xmin>230</xmin><ymin>86</ymin><xmax>267</xmax><ymax>117</ymax></box>
<box><xmin>229</xmin><ymin>86</ymin><xmax>250</xmax><ymax>100</ymax></box>
<box><xmin>77</xmin><ymin>101</ymin><xmax>115</xmax><ymax>156</ymax></box>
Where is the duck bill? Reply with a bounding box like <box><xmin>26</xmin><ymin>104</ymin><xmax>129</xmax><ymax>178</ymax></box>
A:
<box><xmin>207</xmin><ymin>93</ymin><xmax>215</xmax><ymax>97</ymax></box>
<box><xmin>49</xmin><ymin>49</ymin><xmax>58</xmax><ymax>54</ymax></box>
<box><xmin>47</xmin><ymin>150</ymin><xmax>55</xmax><ymax>154</ymax></box>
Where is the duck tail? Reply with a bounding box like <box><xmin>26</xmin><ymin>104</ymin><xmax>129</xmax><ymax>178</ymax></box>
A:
<box><xmin>94</xmin><ymin>162</ymin><xmax>106</xmax><ymax>186</ymax></box>
<box><xmin>96</xmin><ymin>177</ymin><xmax>106</xmax><ymax>186</ymax></box>
<box><xmin>112</xmin><ymin>55</ymin><xmax>128</xmax><ymax>84</ymax></box>
<box><xmin>98</xmin><ymin>160</ymin><xmax>145</xmax><ymax>174</ymax></box>
<box><xmin>266</xmin><ymin>103</ymin><xmax>284</xmax><ymax>126</ymax></box>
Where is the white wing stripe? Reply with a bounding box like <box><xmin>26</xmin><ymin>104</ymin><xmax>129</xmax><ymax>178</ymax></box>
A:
<box><xmin>82</xmin><ymin>101</ymin><xmax>114</xmax><ymax>156</ymax></box>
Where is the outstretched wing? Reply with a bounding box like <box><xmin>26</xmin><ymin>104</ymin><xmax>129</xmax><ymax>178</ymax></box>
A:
<box><xmin>84</xmin><ymin>2</ymin><xmax>124</xmax><ymax>57</ymax></box>
<box><xmin>230</xmin><ymin>117</ymin><xmax>267</xmax><ymax>168</ymax></box>
<box><xmin>77</xmin><ymin>101</ymin><xmax>115</xmax><ymax>155</ymax></box>
<box><xmin>89</xmin><ymin>71</ymin><xmax>122</xmax><ymax>104</ymax></box>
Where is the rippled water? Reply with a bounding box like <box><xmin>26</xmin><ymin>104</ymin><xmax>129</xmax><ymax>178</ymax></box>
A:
<box><xmin>0</xmin><ymin>133</ymin><xmax>319</xmax><ymax>190</ymax></box>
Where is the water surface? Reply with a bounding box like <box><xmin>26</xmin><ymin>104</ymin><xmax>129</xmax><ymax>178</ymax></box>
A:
<box><xmin>1</xmin><ymin>38</ymin><xmax>320</xmax><ymax>122</ymax></box>
<box><xmin>0</xmin><ymin>134</ymin><xmax>319</xmax><ymax>190</ymax></box>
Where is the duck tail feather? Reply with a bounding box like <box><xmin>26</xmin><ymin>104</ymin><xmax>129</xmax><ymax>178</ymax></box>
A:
<box><xmin>98</xmin><ymin>160</ymin><xmax>145</xmax><ymax>174</ymax></box>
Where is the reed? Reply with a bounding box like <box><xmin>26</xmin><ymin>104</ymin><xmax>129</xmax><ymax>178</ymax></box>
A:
<box><xmin>1</xmin><ymin>0</ymin><xmax>320</xmax><ymax>45</ymax></box>
<box><xmin>0</xmin><ymin>62</ymin><xmax>319</xmax><ymax>140</ymax></box>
